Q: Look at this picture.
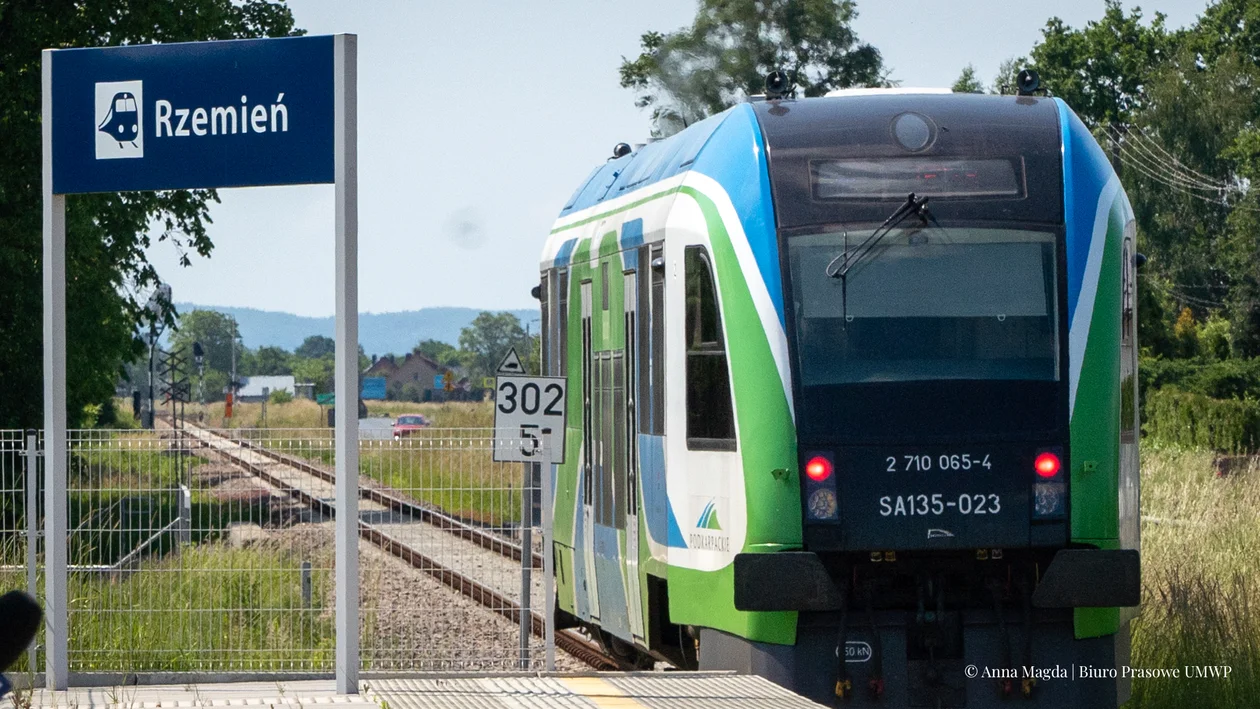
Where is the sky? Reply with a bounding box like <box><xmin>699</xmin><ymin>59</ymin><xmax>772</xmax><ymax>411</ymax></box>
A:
<box><xmin>144</xmin><ymin>0</ymin><xmax>1214</xmax><ymax>317</ymax></box>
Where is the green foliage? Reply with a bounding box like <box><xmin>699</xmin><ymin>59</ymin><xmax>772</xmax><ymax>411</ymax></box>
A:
<box><xmin>295</xmin><ymin>335</ymin><xmax>336</xmax><ymax>360</ymax></box>
<box><xmin>269</xmin><ymin>388</ymin><xmax>293</xmax><ymax>404</ymax></box>
<box><xmin>241</xmin><ymin>345</ymin><xmax>293</xmax><ymax>376</ymax></box>
<box><xmin>412</xmin><ymin>339</ymin><xmax>462</xmax><ymax>367</ymax></box>
<box><xmin>619</xmin><ymin>0</ymin><xmax>885</xmax><ymax>135</ymax></box>
<box><xmin>458</xmin><ymin>312</ymin><xmax>532</xmax><ymax>381</ymax></box>
<box><xmin>951</xmin><ymin>64</ymin><xmax>985</xmax><ymax>94</ymax></box>
<box><xmin>1140</xmin><ymin>356</ymin><xmax>1260</xmax><ymax>401</ymax></box>
<box><xmin>0</xmin><ymin>1</ymin><xmax>298</xmax><ymax>429</ymax></box>
<box><xmin>170</xmin><ymin>309</ymin><xmax>240</xmax><ymax>375</ymax></box>
<box><xmin>1026</xmin><ymin>0</ymin><xmax>1171</xmax><ymax>129</ymax></box>
<box><xmin>1199</xmin><ymin>313</ymin><xmax>1233</xmax><ymax>360</ymax></box>
<box><xmin>1144</xmin><ymin>387</ymin><xmax>1260</xmax><ymax>453</ymax></box>
<box><xmin>291</xmin><ymin>355</ymin><xmax>333</xmax><ymax>394</ymax></box>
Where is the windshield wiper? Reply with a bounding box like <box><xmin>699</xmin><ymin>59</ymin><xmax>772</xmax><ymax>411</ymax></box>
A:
<box><xmin>825</xmin><ymin>193</ymin><xmax>930</xmax><ymax>326</ymax></box>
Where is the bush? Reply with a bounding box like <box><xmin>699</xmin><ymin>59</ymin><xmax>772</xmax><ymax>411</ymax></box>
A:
<box><xmin>269</xmin><ymin>389</ymin><xmax>293</xmax><ymax>404</ymax></box>
<box><xmin>1144</xmin><ymin>387</ymin><xmax>1260</xmax><ymax>453</ymax></box>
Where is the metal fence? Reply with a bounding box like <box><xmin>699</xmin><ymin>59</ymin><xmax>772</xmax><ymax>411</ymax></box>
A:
<box><xmin>1</xmin><ymin>430</ymin><xmax>41</xmax><ymax>675</ymax></box>
<box><xmin>8</xmin><ymin>424</ymin><xmax>554</xmax><ymax>681</ymax></box>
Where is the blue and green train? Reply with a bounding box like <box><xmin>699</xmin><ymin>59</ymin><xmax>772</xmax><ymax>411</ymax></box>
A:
<box><xmin>536</xmin><ymin>84</ymin><xmax>1140</xmax><ymax>707</ymax></box>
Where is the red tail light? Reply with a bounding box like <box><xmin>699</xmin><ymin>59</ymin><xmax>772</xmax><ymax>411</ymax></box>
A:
<box><xmin>806</xmin><ymin>456</ymin><xmax>833</xmax><ymax>482</ymax></box>
<box><xmin>1035</xmin><ymin>452</ymin><xmax>1061</xmax><ymax>478</ymax></box>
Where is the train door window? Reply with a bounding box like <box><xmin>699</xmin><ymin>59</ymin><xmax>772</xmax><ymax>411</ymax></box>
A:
<box><xmin>684</xmin><ymin>246</ymin><xmax>736</xmax><ymax>450</ymax></box>
<box><xmin>558</xmin><ymin>270</ymin><xmax>569</xmax><ymax>376</ymax></box>
<box><xmin>540</xmin><ymin>272</ymin><xmax>551</xmax><ymax>376</ymax></box>
<box><xmin>626</xmin><ymin>269</ymin><xmax>641</xmax><ymax>515</ymax></box>
<box><xmin>613</xmin><ymin>350</ymin><xmax>627</xmax><ymax>528</ymax></box>
<box><xmin>598</xmin><ymin>352</ymin><xmax>615</xmax><ymax>527</ymax></box>
<box><xmin>636</xmin><ymin>248</ymin><xmax>652</xmax><ymax>436</ymax></box>
<box><xmin>581</xmin><ymin>281</ymin><xmax>593</xmax><ymax>507</ymax></box>
<box><xmin>649</xmin><ymin>245</ymin><xmax>665</xmax><ymax>436</ymax></box>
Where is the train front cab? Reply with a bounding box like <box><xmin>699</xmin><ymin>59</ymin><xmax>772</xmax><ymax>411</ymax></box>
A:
<box><xmin>726</xmin><ymin>94</ymin><xmax>1140</xmax><ymax>707</ymax></box>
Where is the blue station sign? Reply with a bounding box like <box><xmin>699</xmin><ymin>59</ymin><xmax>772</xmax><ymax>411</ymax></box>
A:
<box><xmin>50</xmin><ymin>35</ymin><xmax>335</xmax><ymax>194</ymax></box>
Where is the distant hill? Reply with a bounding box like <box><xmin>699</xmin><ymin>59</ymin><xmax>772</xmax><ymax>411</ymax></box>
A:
<box><xmin>175</xmin><ymin>303</ymin><xmax>539</xmax><ymax>356</ymax></box>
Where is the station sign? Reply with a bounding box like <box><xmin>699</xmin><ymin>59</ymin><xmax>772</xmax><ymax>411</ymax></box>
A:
<box><xmin>492</xmin><ymin>348</ymin><xmax>566</xmax><ymax>463</ymax></box>
<box><xmin>49</xmin><ymin>35</ymin><xmax>335</xmax><ymax>194</ymax></box>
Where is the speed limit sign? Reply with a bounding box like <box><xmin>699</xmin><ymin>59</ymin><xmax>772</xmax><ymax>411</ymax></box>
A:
<box><xmin>492</xmin><ymin>350</ymin><xmax>566</xmax><ymax>463</ymax></box>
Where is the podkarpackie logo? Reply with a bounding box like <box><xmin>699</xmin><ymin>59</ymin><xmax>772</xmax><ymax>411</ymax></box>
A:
<box><xmin>95</xmin><ymin>80</ymin><xmax>143</xmax><ymax>159</ymax></box>
<box><xmin>696</xmin><ymin>499</ymin><xmax>722</xmax><ymax>531</ymax></box>
<box><xmin>690</xmin><ymin>498</ymin><xmax>729</xmax><ymax>552</ymax></box>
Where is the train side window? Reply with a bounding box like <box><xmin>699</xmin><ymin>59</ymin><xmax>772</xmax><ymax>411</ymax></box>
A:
<box><xmin>649</xmin><ymin>246</ymin><xmax>665</xmax><ymax>436</ymax></box>
<box><xmin>685</xmin><ymin>246</ymin><xmax>736</xmax><ymax>450</ymax></box>
<box><xmin>558</xmin><ymin>270</ymin><xmax>569</xmax><ymax>376</ymax></box>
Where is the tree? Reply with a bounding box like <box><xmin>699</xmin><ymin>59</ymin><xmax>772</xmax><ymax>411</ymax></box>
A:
<box><xmin>619</xmin><ymin>0</ymin><xmax>885</xmax><ymax>135</ymax></box>
<box><xmin>291</xmin><ymin>356</ymin><xmax>334</xmax><ymax>394</ymax></box>
<box><xmin>240</xmin><ymin>346</ymin><xmax>292</xmax><ymax>376</ymax></box>
<box><xmin>1025</xmin><ymin>1</ymin><xmax>1171</xmax><ymax>129</ymax></box>
<box><xmin>458</xmin><ymin>312</ymin><xmax>529</xmax><ymax>380</ymax></box>
<box><xmin>169</xmin><ymin>310</ymin><xmax>240</xmax><ymax>376</ymax></box>
<box><xmin>295</xmin><ymin>335</ymin><xmax>336</xmax><ymax>360</ymax></box>
<box><xmin>0</xmin><ymin>0</ymin><xmax>297</xmax><ymax>428</ymax></box>
<box><xmin>413</xmin><ymin>339</ymin><xmax>461</xmax><ymax>367</ymax></box>
<box><xmin>951</xmin><ymin>64</ymin><xmax>985</xmax><ymax>93</ymax></box>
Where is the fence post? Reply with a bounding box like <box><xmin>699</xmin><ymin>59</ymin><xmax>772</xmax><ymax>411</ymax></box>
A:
<box><xmin>178</xmin><ymin>485</ymin><xmax>192</xmax><ymax>547</ymax></box>
<box><xmin>519</xmin><ymin>458</ymin><xmax>532</xmax><ymax>670</ymax></box>
<box><xmin>542</xmin><ymin>429</ymin><xmax>555</xmax><ymax>671</ymax></box>
<box><xmin>24</xmin><ymin>430</ymin><xmax>39</xmax><ymax>669</ymax></box>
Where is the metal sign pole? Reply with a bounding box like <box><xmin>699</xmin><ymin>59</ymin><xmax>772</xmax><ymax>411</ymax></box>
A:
<box><xmin>519</xmin><ymin>458</ymin><xmax>532</xmax><ymax>670</ymax></box>
<box><xmin>333</xmin><ymin>33</ymin><xmax>360</xmax><ymax>695</ymax></box>
<box><xmin>543</xmin><ymin>430</ymin><xmax>555</xmax><ymax>671</ymax></box>
<box><xmin>41</xmin><ymin>48</ymin><xmax>69</xmax><ymax>691</ymax></box>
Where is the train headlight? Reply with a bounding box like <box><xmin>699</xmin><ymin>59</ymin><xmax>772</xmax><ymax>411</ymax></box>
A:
<box><xmin>808</xmin><ymin>488</ymin><xmax>838</xmax><ymax>520</ymax></box>
<box><xmin>1033</xmin><ymin>482</ymin><xmax>1066</xmax><ymax>519</ymax></box>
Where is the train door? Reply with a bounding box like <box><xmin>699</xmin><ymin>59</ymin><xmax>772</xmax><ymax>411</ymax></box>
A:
<box><xmin>623</xmin><ymin>269</ymin><xmax>645</xmax><ymax>642</ymax></box>
<box><xmin>580</xmin><ymin>279</ymin><xmax>599</xmax><ymax>619</ymax></box>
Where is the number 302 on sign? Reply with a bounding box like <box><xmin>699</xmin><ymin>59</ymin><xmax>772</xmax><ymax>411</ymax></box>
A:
<box><xmin>492</xmin><ymin>376</ymin><xmax>567</xmax><ymax>463</ymax></box>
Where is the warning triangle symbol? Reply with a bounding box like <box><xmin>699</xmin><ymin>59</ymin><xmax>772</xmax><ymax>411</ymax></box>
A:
<box><xmin>495</xmin><ymin>348</ymin><xmax>526</xmax><ymax>374</ymax></box>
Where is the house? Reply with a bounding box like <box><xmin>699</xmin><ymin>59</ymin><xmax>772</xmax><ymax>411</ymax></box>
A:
<box><xmin>363</xmin><ymin>353</ymin><xmax>472</xmax><ymax>401</ymax></box>
<box><xmin>238</xmin><ymin>375</ymin><xmax>296</xmax><ymax>402</ymax></box>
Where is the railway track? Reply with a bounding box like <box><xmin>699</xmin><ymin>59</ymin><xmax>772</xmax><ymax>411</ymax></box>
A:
<box><xmin>159</xmin><ymin>420</ymin><xmax>616</xmax><ymax>671</ymax></box>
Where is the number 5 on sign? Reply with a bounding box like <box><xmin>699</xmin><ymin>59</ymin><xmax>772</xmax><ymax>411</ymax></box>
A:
<box><xmin>493</xmin><ymin>375</ymin><xmax>567</xmax><ymax>463</ymax></box>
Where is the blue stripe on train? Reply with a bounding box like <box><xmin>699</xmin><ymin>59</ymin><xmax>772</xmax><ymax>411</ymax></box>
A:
<box><xmin>1057</xmin><ymin>98</ymin><xmax>1116</xmax><ymax>326</ymax></box>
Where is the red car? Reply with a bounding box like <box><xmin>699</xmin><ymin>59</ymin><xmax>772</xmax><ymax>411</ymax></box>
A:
<box><xmin>392</xmin><ymin>414</ymin><xmax>430</xmax><ymax>439</ymax></box>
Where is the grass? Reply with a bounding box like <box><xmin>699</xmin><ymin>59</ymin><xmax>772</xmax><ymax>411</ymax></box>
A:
<box><xmin>1127</xmin><ymin>445</ymin><xmax>1260</xmax><ymax>708</ymax></box>
<box><xmin>69</xmin><ymin>543</ymin><xmax>334</xmax><ymax>672</ymax></box>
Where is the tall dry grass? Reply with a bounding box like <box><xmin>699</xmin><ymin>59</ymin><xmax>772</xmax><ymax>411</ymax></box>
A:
<box><xmin>1128</xmin><ymin>446</ymin><xmax>1260</xmax><ymax>707</ymax></box>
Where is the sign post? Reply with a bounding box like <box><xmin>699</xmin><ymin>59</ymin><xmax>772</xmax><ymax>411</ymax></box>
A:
<box><xmin>41</xmin><ymin>35</ymin><xmax>357</xmax><ymax>691</ymax></box>
<box><xmin>492</xmin><ymin>348</ymin><xmax>564</xmax><ymax>670</ymax></box>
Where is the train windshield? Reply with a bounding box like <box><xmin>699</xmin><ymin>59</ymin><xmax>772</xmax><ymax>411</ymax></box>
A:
<box><xmin>788</xmin><ymin>224</ymin><xmax>1058</xmax><ymax>386</ymax></box>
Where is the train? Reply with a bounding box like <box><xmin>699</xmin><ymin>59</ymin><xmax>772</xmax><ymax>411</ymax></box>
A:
<box><xmin>536</xmin><ymin>74</ymin><xmax>1140</xmax><ymax>708</ymax></box>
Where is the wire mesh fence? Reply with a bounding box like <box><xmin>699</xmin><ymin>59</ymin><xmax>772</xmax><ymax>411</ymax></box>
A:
<box><xmin>66</xmin><ymin>426</ymin><xmax>335</xmax><ymax>674</ymax></box>
<box><xmin>1</xmin><ymin>429</ymin><xmax>41</xmax><ymax>674</ymax></box>
<box><xmin>14</xmin><ymin>424</ymin><xmax>552</xmax><ymax>677</ymax></box>
<box><xmin>355</xmin><ymin>429</ymin><xmax>546</xmax><ymax>671</ymax></box>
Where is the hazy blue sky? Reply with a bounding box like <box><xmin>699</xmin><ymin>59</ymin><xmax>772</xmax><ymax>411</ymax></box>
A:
<box><xmin>145</xmin><ymin>0</ymin><xmax>1212</xmax><ymax>317</ymax></box>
